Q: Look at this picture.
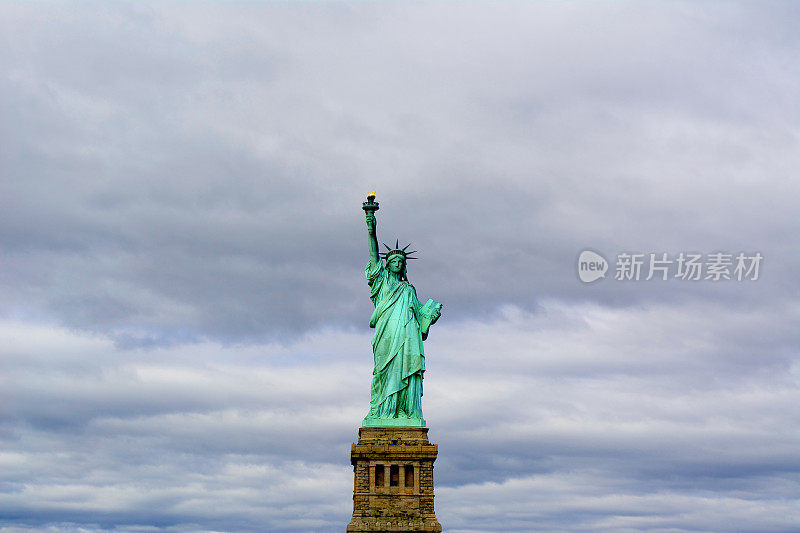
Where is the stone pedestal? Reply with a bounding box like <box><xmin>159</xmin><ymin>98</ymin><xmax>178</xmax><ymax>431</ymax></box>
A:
<box><xmin>347</xmin><ymin>427</ymin><xmax>442</xmax><ymax>532</ymax></box>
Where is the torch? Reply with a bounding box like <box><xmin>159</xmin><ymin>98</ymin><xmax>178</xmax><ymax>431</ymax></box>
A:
<box><xmin>363</xmin><ymin>191</ymin><xmax>379</xmax><ymax>236</ymax></box>
<box><xmin>362</xmin><ymin>191</ymin><xmax>379</xmax><ymax>214</ymax></box>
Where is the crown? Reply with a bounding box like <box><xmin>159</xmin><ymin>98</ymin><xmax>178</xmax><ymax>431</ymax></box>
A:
<box><xmin>381</xmin><ymin>239</ymin><xmax>418</xmax><ymax>261</ymax></box>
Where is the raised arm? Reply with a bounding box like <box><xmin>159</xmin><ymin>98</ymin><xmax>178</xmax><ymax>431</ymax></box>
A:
<box><xmin>366</xmin><ymin>210</ymin><xmax>379</xmax><ymax>264</ymax></box>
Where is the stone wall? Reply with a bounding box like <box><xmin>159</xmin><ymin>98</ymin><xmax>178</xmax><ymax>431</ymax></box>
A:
<box><xmin>347</xmin><ymin>427</ymin><xmax>442</xmax><ymax>532</ymax></box>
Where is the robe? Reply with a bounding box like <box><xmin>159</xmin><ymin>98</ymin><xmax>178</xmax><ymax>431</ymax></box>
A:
<box><xmin>364</xmin><ymin>259</ymin><xmax>435</xmax><ymax>420</ymax></box>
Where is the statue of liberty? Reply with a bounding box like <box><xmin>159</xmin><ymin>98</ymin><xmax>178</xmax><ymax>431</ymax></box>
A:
<box><xmin>362</xmin><ymin>193</ymin><xmax>442</xmax><ymax>428</ymax></box>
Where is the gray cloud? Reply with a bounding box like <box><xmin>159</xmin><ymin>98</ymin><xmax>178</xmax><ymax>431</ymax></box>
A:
<box><xmin>1</xmin><ymin>2</ymin><xmax>797</xmax><ymax>345</ymax></box>
<box><xmin>0</xmin><ymin>2</ymin><xmax>797</xmax><ymax>532</ymax></box>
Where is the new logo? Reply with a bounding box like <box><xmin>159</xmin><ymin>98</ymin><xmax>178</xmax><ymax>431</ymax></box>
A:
<box><xmin>578</xmin><ymin>250</ymin><xmax>608</xmax><ymax>283</ymax></box>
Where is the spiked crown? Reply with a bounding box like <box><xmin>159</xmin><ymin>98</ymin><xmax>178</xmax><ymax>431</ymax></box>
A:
<box><xmin>381</xmin><ymin>239</ymin><xmax>418</xmax><ymax>262</ymax></box>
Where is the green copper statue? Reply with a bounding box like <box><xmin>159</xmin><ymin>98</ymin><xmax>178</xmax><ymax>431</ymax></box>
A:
<box><xmin>362</xmin><ymin>192</ymin><xmax>442</xmax><ymax>428</ymax></box>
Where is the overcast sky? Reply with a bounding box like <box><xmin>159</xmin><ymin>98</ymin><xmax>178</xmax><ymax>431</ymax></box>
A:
<box><xmin>0</xmin><ymin>2</ymin><xmax>798</xmax><ymax>532</ymax></box>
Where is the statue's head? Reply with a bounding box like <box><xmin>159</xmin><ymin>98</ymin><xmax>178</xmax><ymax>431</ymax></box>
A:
<box><xmin>387</xmin><ymin>254</ymin><xmax>405</xmax><ymax>275</ymax></box>
<box><xmin>382</xmin><ymin>240</ymin><xmax>417</xmax><ymax>280</ymax></box>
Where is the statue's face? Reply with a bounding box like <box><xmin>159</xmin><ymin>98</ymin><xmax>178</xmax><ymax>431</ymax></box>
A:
<box><xmin>387</xmin><ymin>256</ymin><xmax>405</xmax><ymax>274</ymax></box>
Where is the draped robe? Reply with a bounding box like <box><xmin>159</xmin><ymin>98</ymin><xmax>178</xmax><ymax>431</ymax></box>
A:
<box><xmin>364</xmin><ymin>259</ymin><xmax>433</xmax><ymax>420</ymax></box>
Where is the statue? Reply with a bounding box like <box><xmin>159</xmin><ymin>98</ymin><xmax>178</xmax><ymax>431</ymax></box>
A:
<box><xmin>361</xmin><ymin>193</ymin><xmax>442</xmax><ymax>427</ymax></box>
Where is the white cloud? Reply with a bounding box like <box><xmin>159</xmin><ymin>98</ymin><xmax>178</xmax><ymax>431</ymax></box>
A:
<box><xmin>2</xmin><ymin>295</ymin><xmax>797</xmax><ymax>531</ymax></box>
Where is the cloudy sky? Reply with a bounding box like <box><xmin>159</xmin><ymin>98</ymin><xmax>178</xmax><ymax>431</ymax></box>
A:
<box><xmin>0</xmin><ymin>2</ymin><xmax>798</xmax><ymax>532</ymax></box>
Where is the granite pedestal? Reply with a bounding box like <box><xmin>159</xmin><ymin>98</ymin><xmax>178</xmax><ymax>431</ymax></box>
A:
<box><xmin>347</xmin><ymin>427</ymin><xmax>442</xmax><ymax>532</ymax></box>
